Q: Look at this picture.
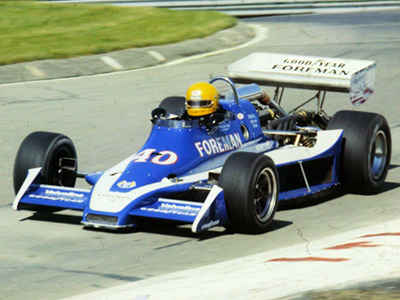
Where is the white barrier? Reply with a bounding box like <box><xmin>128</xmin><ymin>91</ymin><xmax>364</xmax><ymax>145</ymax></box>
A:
<box><xmin>48</xmin><ymin>0</ymin><xmax>400</xmax><ymax>17</ymax></box>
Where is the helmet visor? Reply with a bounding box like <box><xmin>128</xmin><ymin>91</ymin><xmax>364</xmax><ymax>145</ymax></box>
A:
<box><xmin>187</xmin><ymin>100</ymin><xmax>213</xmax><ymax>108</ymax></box>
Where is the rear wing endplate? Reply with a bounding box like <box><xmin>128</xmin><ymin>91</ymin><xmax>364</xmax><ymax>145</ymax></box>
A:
<box><xmin>228</xmin><ymin>52</ymin><xmax>376</xmax><ymax>106</ymax></box>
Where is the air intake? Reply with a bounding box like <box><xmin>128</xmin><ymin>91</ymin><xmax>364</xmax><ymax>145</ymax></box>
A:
<box><xmin>86</xmin><ymin>214</ymin><xmax>118</xmax><ymax>226</ymax></box>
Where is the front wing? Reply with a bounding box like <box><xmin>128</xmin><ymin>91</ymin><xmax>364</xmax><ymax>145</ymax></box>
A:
<box><xmin>13</xmin><ymin>168</ymin><xmax>229</xmax><ymax>233</ymax></box>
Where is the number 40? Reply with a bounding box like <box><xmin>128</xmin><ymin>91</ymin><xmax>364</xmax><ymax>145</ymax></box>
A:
<box><xmin>132</xmin><ymin>149</ymin><xmax>178</xmax><ymax>165</ymax></box>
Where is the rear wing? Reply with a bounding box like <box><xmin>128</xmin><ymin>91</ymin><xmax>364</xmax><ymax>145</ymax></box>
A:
<box><xmin>228</xmin><ymin>52</ymin><xmax>376</xmax><ymax>106</ymax></box>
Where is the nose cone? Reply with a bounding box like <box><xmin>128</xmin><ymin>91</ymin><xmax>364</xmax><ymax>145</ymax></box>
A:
<box><xmin>109</xmin><ymin>160</ymin><xmax>170</xmax><ymax>193</ymax></box>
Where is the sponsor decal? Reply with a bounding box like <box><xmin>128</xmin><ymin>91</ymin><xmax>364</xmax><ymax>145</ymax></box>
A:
<box><xmin>140</xmin><ymin>203</ymin><xmax>200</xmax><ymax>217</ymax></box>
<box><xmin>194</xmin><ymin>133</ymin><xmax>242</xmax><ymax>157</ymax></box>
<box><xmin>45</xmin><ymin>189</ymin><xmax>85</xmax><ymax>198</ymax></box>
<box><xmin>160</xmin><ymin>203</ymin><xmax>200</xmax><ymax>212</ymax></box>
<box><xmin>190</xmin><ymin>90</ymin><xmax>202</xmax><ymax>100</ymax></box>
<box><xmin>96</xmin><ymin>193</ymin><xmax>131</xmax><ymax>201</ymax></box>
<box><xmin>117</xmin><ymin>180</ymin><xmax>136</xmax><ymax>189</ymax></box>
<box><xmin>270</xmin><ymin>58</ymin><xmax>350</xmax><ymax>77</ymax></box>
<box><xmin>201</xmin><ymin>220</ymin><xmax>220</xmax><ymax>230</ymax></box>
<box><xmin>248</xmin><ymin>113</ymin><xmax>259</xmax><ymax>128</ymax></box>
<box><xmin>349</xmin><ymin>65</ymin><xmax>375</xmax><ymax>106</ymax></box>
<box><xmin>219</xmin><ymin>122</ymin><xmax>231</xmax><ymax>132</ymax></box>
<box><xmin>29</xmin><ymin>190</ymin><xmax>86</xmax><ymax>204</ymax></box>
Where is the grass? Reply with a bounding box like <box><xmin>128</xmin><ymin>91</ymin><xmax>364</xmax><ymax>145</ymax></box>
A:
<box><xmin>0</xmin><ymin>1</ymin><xmax>236</xmax><ymax>65</ymax></box>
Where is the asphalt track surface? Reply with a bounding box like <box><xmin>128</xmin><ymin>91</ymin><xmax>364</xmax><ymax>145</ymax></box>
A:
<box><xmin>1</xmin><ymin>9</ymin><xmax>400</xmax><ymax>299</ymax></box>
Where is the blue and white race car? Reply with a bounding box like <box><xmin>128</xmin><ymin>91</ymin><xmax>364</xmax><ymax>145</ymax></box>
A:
<box><xmin>13</xmin><ymin>53</ymin><xmax>391</xmax><ymax>234</ymax></box>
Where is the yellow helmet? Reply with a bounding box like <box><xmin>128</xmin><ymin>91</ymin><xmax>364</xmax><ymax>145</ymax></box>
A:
<box><xmin>186</xmin><ymin>82</ymin><xmax>219</xmax><ymax>117</ymax></box>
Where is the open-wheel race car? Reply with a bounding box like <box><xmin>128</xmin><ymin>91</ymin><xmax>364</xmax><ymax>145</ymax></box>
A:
<box><xmin>13</xmin><ymin>53</ymin><xmax>391</xmax><ymax>234</ymax></box>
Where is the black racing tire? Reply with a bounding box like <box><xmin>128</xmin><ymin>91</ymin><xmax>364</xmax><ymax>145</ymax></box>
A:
<box><xmin>13</xmin><ymin>131</ymin><xmax>77</xmax><ymax>194</ymax></box>
<box><xmin>219</xmin><ymin>152</ymin><xmax>279</xmax><ymax>234</ymax></box>
<box><xmin>327</xmin><ymin>110</ymin><xmax>391</xmax><ymax>194</ymax></box>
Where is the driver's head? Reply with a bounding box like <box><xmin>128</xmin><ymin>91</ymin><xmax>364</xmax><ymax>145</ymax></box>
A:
<box><xmin>186</xmin><ymin>82</ymin><xmax>219</xmax><ymax>117</ymax></box>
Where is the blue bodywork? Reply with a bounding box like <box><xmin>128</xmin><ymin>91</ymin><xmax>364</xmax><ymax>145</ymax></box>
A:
<box><xmin>13</xmin><ymin>93</ymin><xmax>343</xmax><ymax>232</ymax></box>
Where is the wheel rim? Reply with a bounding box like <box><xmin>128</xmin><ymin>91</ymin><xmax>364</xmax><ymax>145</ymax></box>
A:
<box><xmin>48</xmin><ymin>147</ymin><xmax>73</xmax><ymax>186</ymax></box>
<box><xmin>369</xmin><ymin>130</ymin><xmax>388</xmax><ymax>180</ymax></box>
<box><xmin>254</xmin><ymin>167</ymin><xmax>277</xmax><ymax>223</ymax></box>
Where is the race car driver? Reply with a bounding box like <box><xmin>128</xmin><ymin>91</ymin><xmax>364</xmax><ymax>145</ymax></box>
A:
<box><xmin>185</xmin><ymin>82</ymin><xmax>220</xmax><ymax>117</ymax></box>
<box><xmin>185</xmin><ymin>82</ymin><xmax>227</xmax><ymax>130</ymax></box>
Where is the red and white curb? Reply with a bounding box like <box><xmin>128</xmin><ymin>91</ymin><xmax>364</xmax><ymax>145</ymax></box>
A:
<box><xmin>65</xmin><ymin>219</ymin><xmax>400</xmax><ymax>300</ymax></box>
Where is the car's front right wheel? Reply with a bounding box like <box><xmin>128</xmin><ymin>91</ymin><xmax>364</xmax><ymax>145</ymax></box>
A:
<box><xmin>219</xmin><ymin>152</ymin><xmax>279</xmax><ymax>234</ymax></box>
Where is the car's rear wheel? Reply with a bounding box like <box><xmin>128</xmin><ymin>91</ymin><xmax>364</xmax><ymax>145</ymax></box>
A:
<box><xmin>13</xmin><ymin>131</ymin><xmax>77</xmax><ymax>194</ymax></box>
<box><xmin>327</xmin><ymin>110</ymin><xmax>391</xmax><ymax>194</ymax></box>
<box><xmin>219</xmin><ymin>152</ymin><xmax>279</xmax><ymax>234</ymax></box>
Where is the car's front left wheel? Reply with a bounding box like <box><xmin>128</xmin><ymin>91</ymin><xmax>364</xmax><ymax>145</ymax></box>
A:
<box><xmin>13</xmin><ymin>131</ymin><xmax>77</xmax><ymax>194</ymax></box>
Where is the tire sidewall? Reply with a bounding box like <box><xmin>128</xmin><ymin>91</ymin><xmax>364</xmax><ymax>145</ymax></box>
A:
<box><xmin>327</xmin><ymin>111</ymin><xmax>391</xmax><ymax>194</ymax></box>
<box><xmin>244</xmin><ymin>159</ymin><xmax>278</xmax><ymax>231</ymax></box>
<box><xmin>13</xmin><ymin>132</ymin><xmax>77</xmax><ymax>194</ymax></box>
<box><xmin>363</xmin><ymin>118</ymin><xmax>391</xmax><ymax>191</ymax></box>
<box><xmin>219</xmin><ymin>152</ymin><xmax>279</xmax><ymax>234</ymax></box>
<box><xmin>41</xmin><ymin>137</ymin><xmax>77</xmax><ymax>186</ymax></box>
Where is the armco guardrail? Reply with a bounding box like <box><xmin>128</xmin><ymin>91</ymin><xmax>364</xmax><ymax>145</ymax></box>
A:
<box><xmin>50</xmin><ymin>0</ymin><xmax>400</xmax><ymax>17</ymax></box>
